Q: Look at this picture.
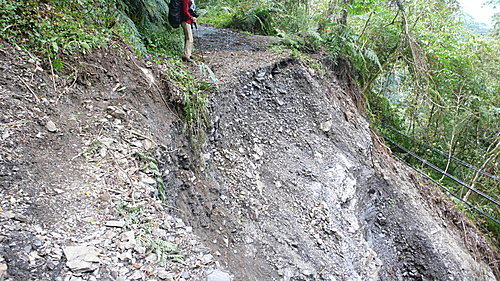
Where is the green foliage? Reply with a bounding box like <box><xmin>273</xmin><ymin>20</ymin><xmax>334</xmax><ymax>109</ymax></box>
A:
<box><xmin>276</xmin><ymin>28</ymin><xmax>323</xmax><ymax>53</ymax></box>
<box><xmin>141</xmin><ymin>27</ymin><xmax>184</xmax><ymax>57</ymax></box>
<box><xmin>163</xmin><ymin>59</ymin><xmax>213</xmax><ymax>167</ymax></box>
<box><xmin>349</xmin><ymin>0</ymin><xmax>500</xmax><ymax>236</ymax></box>
<box><xmin>0</xmin><ymin>0</ymin><xmax>112</xmax><ymax>58</ymax></box>
<box><xmin>227</xmin><ymin>7</ymin><xmax>277</xmax><ymax>35</ymax></box>
<box><xmin>118</xmin><ymin>203</ymin><xmax>185</xmax><ymax>263</ymax></box>
<box><xmin>0</xmin><ymin>0</ymin><xmax>185</xmax><ymax>60</ymax></box>
<box><xmin>136</xmin><ymin>152</ymin><xmax>167</xmax><ymax>202</ymax></box>
<box><xmin>121</xmin><ymin>0</ymin><xmax>169</xmax><ymax>27</ymax></box>
<box><xmin>139</xmin><ymin>236</ymin><xmax>184</xmax><ymax>263</ymax></box>
<box><xmin>201</xmin><ymin>0</ymin><xmax>318</xmax><ymax>36</ymax></box>
<box><xmin>115</xmin><ymin>0</ymin><xmax>185</xmax><ymax>57</ymax></box>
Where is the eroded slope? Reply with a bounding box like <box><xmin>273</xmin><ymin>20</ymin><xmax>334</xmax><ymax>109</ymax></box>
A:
<box><xmin>171</xmin><ymin>56</ymin><xmax>497</xmax><ymax>280</ymax></box>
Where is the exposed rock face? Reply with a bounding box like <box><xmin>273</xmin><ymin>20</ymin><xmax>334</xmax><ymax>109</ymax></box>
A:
<box><xmin>171</xmin><ymin>58</ymin><xmax>496</xmax><ymax>280</ymax></box>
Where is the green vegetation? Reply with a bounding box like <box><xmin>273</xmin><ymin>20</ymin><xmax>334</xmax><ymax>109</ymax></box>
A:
<box><xmin>117</xmin><ymin>203</ymin><xmax>185</xmax><ymax>263</ymax></box>
<box><xmin>161</xmin><ymin>59</ymin><xmax>213</xmax><ymax>168</ymax></box>
<box><xmin>0</xmin><ymin>0</ymin><xmax>112</xmax><ymax>59</ymax></box>
<box><xmin>136</xmin><ymin>152</ymin><xmax>167</xmax><ymax>202</ymax></box>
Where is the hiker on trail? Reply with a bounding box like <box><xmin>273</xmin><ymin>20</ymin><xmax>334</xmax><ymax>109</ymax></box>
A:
<box><xmin>181</xmin><ymin>0</ymin><xmax>196</xmax><ymax>62</ymax></box>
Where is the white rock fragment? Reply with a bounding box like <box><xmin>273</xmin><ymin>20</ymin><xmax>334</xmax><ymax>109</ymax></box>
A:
<box><xmin>256</xmin><ymin>180</ymin><xmax>264</xmax><ymax>195</ymax></box>
<box><xmin>105</xmin><ymin>220</ymin><xmax>126</xmax><ymax>228</ymax></box>
<box><xmin>46</xmin><ymin>120</ymin><xmax>58</xmax><ymax>132</ymax></box>
<box><xmin>119</xmin><ymin>231</ymin><xmax>136</xmax><ymax>249</ymax></box>
<box><xmin>320</xmin><ymin>120</ymin><xmax>332</xmax><ymax>132</ymax></box>
<box><xmin>201</xmin><ymin>254</ymin><xmax>214</xmax><ymax>264</ymax></box>
<box><xmin>157</xmin><ymin>268</ymin><xmax>174</xmax><ymax>280</ymax></box>
<box><xmin>0</xmin><ymin>263</ymin><xmax>7</xmax><ymax>279</ymax></box>
<box><xmin>99</xmin><ymin>137</ymin><xmax>115</xmax><ymax>147</ymax></box>
<box><xmin>143</xmin><ymin>139</ymin><xmax>153</xmax><ymax>150</ymax></box>
<box><xmin>63</xmin><ymin>245</ymin><xmax>100</xmax><ymax>272</ymax></box>
<box><xmin>206</xmin><ymin>269</ymin><xmax>231</xmax><ymax>281</ymax></box>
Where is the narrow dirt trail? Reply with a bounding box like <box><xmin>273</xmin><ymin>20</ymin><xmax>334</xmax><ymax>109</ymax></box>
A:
<box><xmin>190</xmin><ymin>25</ymin><xmax>286</xmax><ymax>85</ymax></box>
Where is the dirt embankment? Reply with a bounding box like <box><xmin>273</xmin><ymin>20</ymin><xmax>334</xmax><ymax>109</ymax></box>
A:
<box><xmin>0</xmin><ymin>25</ymin><xmax>498</xmax><ymax>281</ymax></box>
<box><xmin>0</xmin><ymin>41</ymin><xmax>226</xmax><ymax>280</ymax></box>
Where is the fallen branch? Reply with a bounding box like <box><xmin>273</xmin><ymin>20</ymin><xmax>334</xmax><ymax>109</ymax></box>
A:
<box><xmin>17</xmin><ymin>76</ymin><xmax>40</xmax><ymax>103</ymax></box>
<box><xmin>48</xmin><ymin>55</ymin><xmax>57</xmax><ymax>94</ymax></box>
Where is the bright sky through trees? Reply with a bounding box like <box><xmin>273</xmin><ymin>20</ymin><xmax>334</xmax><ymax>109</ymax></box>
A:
<box><xmin>459</xmin><ymin>0</ymin><xmax>496</xmax><ymax>27</ymax></box>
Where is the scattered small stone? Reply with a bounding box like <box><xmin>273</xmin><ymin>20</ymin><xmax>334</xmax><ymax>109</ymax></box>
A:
<box><xmin>206</xmin><ymin>269</ymin><xmax>231</xmax><ymax>281</ymax></box>
<box><xmin>46</xmin><ymin>260</ymin><xmax>57</xmax><ymax>270</ymax></box>
<box><xmin>320</xmin><ymin>120</ymin><xmax>332</xmax><ymax>132</ymax></box>
<box><xmin>256</xmin><ymin>180</ymin><xmax>264</xmax><ymax>194</ymax></box>
<box><xmin>120</xmin><ymin>231</ymin><xmax>136</xmax><ymax>249</ymax></box>
<box><xmin>302</xmin><ymin>268</ymin><xmax>315</xmax><ymax>276</ymax></box>
<box><xmin>107</xmin><ymin>106</ymin><xmax>127</xmax><ymax>119</ymax></box>
<box><xmin>118</xmin><ymin>250</ymin><xmax>132</xmax><ymax>261</ymax></box>
<box><xmin>1</xmin><ymin>211</ymin><xmax>29</xmax><ymax>222</ymax></box>
<box><xmin>53</xmin><ymin>188</ymin><xmax>65</xmax><ymax>194</ymax></box>
<box><xmin>145</xmin><ymin>253</ymin><xmax>157</xmax><ymax>262</ymax></box>
<box><xmin>51</xmin><ymin>232</ymin><xmax>63</xmax><ymax>239</ymax></box>
<box><xmin>141</xmin><ymin>175</ymin><xmax>157</xmax><ymax>185</ymax></box>
<box><xmin>134</xmin><ymin>245</ymin><xmax>146</xmax><ymax>255</ymax></box>
<box><xmin>131</xmin><ymin>141</ymin><xmax>142</xmax><ymax>148</ymax></box>
<box><xmin>105</xmin><ymin>220</ymin><xmax>126</xmax><ymax>228</ymax></box>
<box><xmin>143</xmin><ymin>139</ymin><xmax>153</xmax><ymax>150</ymax></box>
<box><xmin>0</xmin><ymin>263</ymin><xmax>7</xmax><ymax>278</ymax></box>
<box><xmin>175</xmin><ymin>219</ymin><xmax>186</xmax><ymax>228</ymax></box>
<box><xmin>1</xmin><ymin>211</ymin><xmax>16</xmax><ymax>219</ymax></box>
<box><xmin>157</xmin><ymin>269</ymin><xmax>174</xmax><ymax>280</ymax></box>
<box><xmin>129</xmin><ymin>270</ymin><xmax>143</xmax><ymax>280</ymax></box>
<box><xmin>1</xmin><ymin>130</ymin><xmax>11</xmax><ymax>140</ymax></box>
<box><xmin>46</xmin><ymin>120</ymin><xmax>58</xmax><ymax>132</ymax></box>
<box><xmin>63</xmin><ymin>245</ymin><xmax>100</xmax><ymax>272</ymax></box>
<box><xmin>201</xmin><ymin>254</ymin><xmax>214</xmax><ymax>264</ymax></box>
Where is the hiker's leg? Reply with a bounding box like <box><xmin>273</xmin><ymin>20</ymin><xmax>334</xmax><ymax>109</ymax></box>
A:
<box><xmin>181</xmin><ymin>22</ymin><xmax>193</xmax><ymax>58</ymax></box>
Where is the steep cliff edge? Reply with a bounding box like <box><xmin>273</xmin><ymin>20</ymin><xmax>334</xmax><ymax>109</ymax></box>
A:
<box><xmin>169</xmin><ymin>26</ymin><xmax>498</xmax><ymax>280</ymax></box>
<box><xmin>170</xmin><ymin>55</ymin><xmax>497</xmax><ymax>279</ymax></box>
<box><xmin>0</xmin><ymin>26</ymin><xmax>497</xmax><ymax>281</ymax></box>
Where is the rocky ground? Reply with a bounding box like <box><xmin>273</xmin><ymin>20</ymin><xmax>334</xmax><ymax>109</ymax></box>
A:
<box><xmin>0</xmin><ymin>25</ymin><xmax>498</xmax><ymax>281</ymax></box>
<box><xmin>0</xmin><ymin>40</ymin><xmax>229</xmax><ymax>280</ymax></box>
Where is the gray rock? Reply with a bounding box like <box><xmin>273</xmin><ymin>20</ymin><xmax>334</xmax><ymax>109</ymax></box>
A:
<box><xmin>201</xmin><ymin>254</ymin><xmax>214</xmax><ymax>264</ymax></box>
<box><xmin>320</xmin><ymin>120</ymin><xmax>332</xmax><ymax>132</ymax></box>
<box><xmin>105</xmin><ymin>220</ymin><xmax>126</xmax><ymax>228</ymax></box>
<box><xmin>1</xmin><ymin>211</ymin><xmax>29</xmax><ymax>222</ymax></box>
<box><xmin>107</xmin><ymin>106</ymin><xmax>127</xmax><ymax>119</ymax></box>
<box><xmin>46</xmin><ymin>120</ymin><xmax>58</xmax><ymax>132</ymax></box>
<box><xmin>63</xmin><ymin>245</ymin><xmax>100</xmax><ymax>272</ymax></box>
<box><xmin>157</xmin><ymin>269</ymin><xmax>174</xmax><ymax>280</ymax></box>
<box><xmin>129</xmin><ymin>270</ymin><xmax>143</xmax><ymax>280</ymax></box>
<box><xmin>206</xmin><ymin>269</ymin><xmax>231</xmax><ymax>281</ymax></box>
<box><xmin>0</xmin><ymin>263</ymin><xmax>7</xmax><ymax>279</ymax></box>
